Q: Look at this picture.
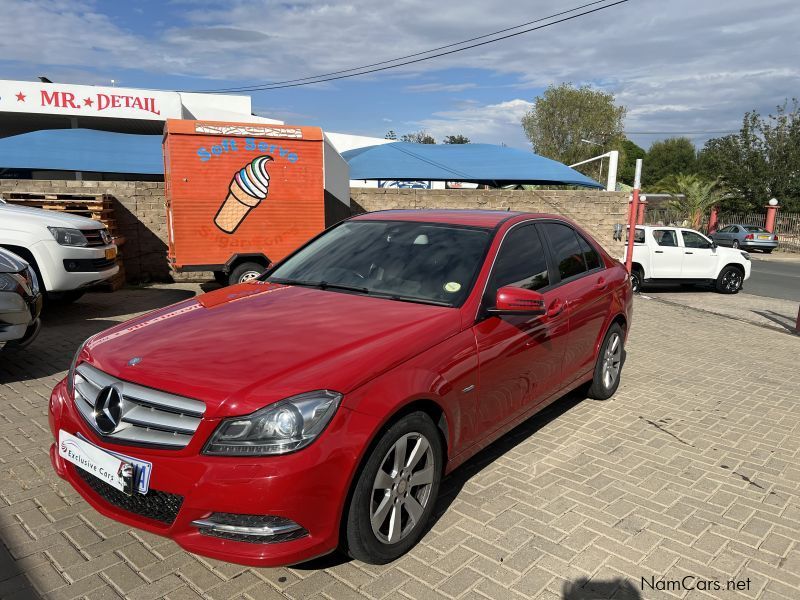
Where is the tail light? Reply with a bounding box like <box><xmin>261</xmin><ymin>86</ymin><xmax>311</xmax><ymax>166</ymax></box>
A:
<box><xmin>774</xmin><ymin>235</ymin><xmax>779</xmax><ymax>241</ymax></box>
<box><xmin>744</xmin><ymin>234</ymin><xmax>754</xmax><ymax>240</ymax></box>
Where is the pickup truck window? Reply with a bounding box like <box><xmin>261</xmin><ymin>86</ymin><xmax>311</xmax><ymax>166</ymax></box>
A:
<box><xmin>540</xmin><ymin>222</ymin><xmax>587</xmax><ymax>281</ymax></box>
<box><xmin>487</xmin><ymin>224</ymin><xmax>549</xmax><ymax>298</ymax></box>
<box><xmin>653</xmin><ymin>230</ymin><xmax>678</xmax><ymax>247</ymax></box>
<box><xmin>682</xmin><ymin>231</ymin><xmax>712</xmax><ymax>249</ymax></box>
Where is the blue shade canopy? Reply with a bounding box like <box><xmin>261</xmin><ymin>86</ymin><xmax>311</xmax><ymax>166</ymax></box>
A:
<box><xmin>0</xmin><ymin>129</ymin><xmax>163</xmax><ymax>174</ymax></box>
<box><xmin>343</xmin><ymin>142</ymin><xmax>603</xmax><ymax>188</ymax></box>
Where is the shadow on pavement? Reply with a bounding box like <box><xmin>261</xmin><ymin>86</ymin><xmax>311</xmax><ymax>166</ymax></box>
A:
<box><xmin>292</xmin><ymin>386</ymin><xmax>589</xmax><ymax>571</ymax></box>
<box><xmin>562</xmin><ymin>577</ymin><xmax>642</xmax><ymax>599</ymax></box>
<box><xmin>0</xmin><ymin>533</ymin><xmax>42</xmax><ymax>599</ymax></box>
<box><xmin>751</xmin><ymin>310</ymin><xmax>797</xmax><ymax>333</ymax></box>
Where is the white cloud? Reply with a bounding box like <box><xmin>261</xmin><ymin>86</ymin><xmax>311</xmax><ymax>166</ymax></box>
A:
<box><xmin>416</xmin><ymin>99</ymin><xmax>534</xmax><ymax>147</ymax></box>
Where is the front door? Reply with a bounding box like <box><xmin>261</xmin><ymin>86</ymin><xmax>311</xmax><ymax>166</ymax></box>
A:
<box><xmin>680</xmin><ymin>230</ymin><xmax>717</xmax><ymax>278</ymax></box>
<box><xmin>473</xmin><ymin>224</ymin><xmax>568</xmax><ymax>436</ymax></box>
<box><xmin>649</xmin><ymin>229</ymin><xmax>684</xmax><ymax>278</ymax></box>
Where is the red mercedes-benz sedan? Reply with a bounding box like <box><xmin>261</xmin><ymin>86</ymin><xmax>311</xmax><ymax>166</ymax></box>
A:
<box><xmin>49</xmin><ymin>210</ymin><xmax>632</xmax><ymax>566</ymax></box>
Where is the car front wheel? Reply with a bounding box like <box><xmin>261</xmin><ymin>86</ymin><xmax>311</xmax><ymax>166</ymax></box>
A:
<box><xmin>344</xmin><ymin>412</ymin><xmax>443</xmax><ymax>564</ymax></box>
<box><xmin>715</xmin><ymin>266</ymin><xmax>743</xmax><ymax>294</ymax></box>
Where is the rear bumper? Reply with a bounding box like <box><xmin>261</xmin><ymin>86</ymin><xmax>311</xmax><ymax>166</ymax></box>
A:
<box><xmin>740</xmin><ymin>239</ymin><xmax>778</xmax><ymax>249</ymax></box>
<box><xmin>48</xmin><ymin>378</ymin><xmax>378</xmax><ymax>567</ymax></box>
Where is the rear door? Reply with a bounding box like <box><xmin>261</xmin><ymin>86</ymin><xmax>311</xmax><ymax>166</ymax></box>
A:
<box><xmin>538</xmin><ymin>222</ymin><xmax>613</xmax><ymax>385</ymax></box>
<box><xmin>649</xmin><ymin>228</ymin><xmax>684</xmax><ymax>278</ymax></box>
<box><xmin>680</xmin><ymin>230</ymin><xmax>717</xmax><ymax>278</ymax></box>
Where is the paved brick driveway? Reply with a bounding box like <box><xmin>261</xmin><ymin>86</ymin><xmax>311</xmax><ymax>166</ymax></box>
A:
<box><xmin>1</xmin><ymin>285</ymin><xmax>799</xmax><ymax>600</ymax></box>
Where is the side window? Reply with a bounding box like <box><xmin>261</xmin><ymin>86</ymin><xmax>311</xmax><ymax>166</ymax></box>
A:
<box><xmin>719</xmin><ymin>226</ymin><xmax>732</xmax><ymax>233</ymax></box>
<box><xmin>653</xmin><ymin>229</ymin><xmax>678</xmax><ymax>247</ymax></box>
<box><xmin>540</xmin><ymin>222</ymin><xmax>587</xmax><ymax>281</ymax></box>
<box><xmin>576</xmin><ymin>232</ymin><xmax>602</xmax><ymax>271</ymax></box>
<box><xmin>486</xmin><ymin>225</ymin><xmax>550</xmax><ymax>300</ymax></box>
<box><xmin>731</xmin><ymin>226</ymin><xmax>740</xmax><ymax>233</ymax></box>
<box><xmin>682</xmin><ymin>231</ymin><xmax>712</xmax><ymax>249</ymax></box>
<box><xmin>633</xmin><ymin>228</ymin><xmax>645</xmax><ymax>243</ymax></box>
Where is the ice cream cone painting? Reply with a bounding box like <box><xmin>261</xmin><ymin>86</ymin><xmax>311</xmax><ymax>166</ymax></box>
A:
<box><xmin>214</xmin><ymin>155</ymin><xmax>273</xmax><ymax>233</ymax></box>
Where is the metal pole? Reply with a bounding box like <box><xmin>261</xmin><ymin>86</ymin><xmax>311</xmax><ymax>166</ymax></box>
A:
<box><xmin>625</xmin><ymin>159</ymin><xmax>643</xmax><ymax>274</ymax></box>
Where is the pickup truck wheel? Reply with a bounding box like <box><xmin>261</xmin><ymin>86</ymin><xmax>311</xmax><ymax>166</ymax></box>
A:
<box><xmin>630</xmin><ymin>268</ymin><xmax>643</xmax><ymax>293</ymax></box>
<box><xmin>715</xmin><ymin>266</ymin><xmax>743</xmax><ymax>294</ymax></box>
<box><xmin>588</xmin><ymin>323</ymin><xmax>626</xmax><ymax>400</ymax></box>
<box><xmin>344</xmin><ymin>412</ymin><xmax>442</xmax><ymax>564</ymax></box>
<box><xmin>228</xmin><ymin>262</ymin><xmax>265</xmax><ymax>285</ymax></box>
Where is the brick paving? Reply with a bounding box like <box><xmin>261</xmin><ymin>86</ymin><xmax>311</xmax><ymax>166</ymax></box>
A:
<box><xmin>1</xmin><ymin>284</ymin><xmax>799</xmax><ymax>600</ymax></box>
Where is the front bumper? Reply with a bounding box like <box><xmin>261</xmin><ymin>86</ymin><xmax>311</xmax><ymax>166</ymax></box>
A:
<box><xmin>48</xmin><ymin>379</ymin><xmax>378</xmax><ymax>567</ymax></box>
<box><xmin>0</xmin><ymin>289</ymin><xmax>42</xmax><ymax>344</ymax></box>
<box><xmin>35</xmin><ymin>240</ymin><xmax>119</xmax><ymax>292</ymax></box>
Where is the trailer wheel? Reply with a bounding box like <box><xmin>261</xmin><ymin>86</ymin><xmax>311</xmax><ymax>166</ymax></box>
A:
<box><xmin>229</xmin><ymin>262</ymin><xmax>265</xmax><ymax>285</ymax></box>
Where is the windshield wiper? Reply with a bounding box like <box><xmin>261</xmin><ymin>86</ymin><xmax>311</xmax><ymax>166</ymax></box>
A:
<box><xmin>373</xmin><ymin>292</ymin><xmax>453</xmax><ymax>307</ymax></box>
<box><xmin>268</xmin><ymin>278</ymin><xmax>370</xmax><ymax>294</ymax></box>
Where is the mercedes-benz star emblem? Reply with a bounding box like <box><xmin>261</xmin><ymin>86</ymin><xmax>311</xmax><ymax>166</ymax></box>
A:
<box><xmin>94</xmin><ymin>385</ymin><xmax>123</xmax><ymax>434</ymax></box>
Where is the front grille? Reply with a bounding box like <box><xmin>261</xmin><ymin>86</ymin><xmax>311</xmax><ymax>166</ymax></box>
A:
<box><xmin>73</xmin><ymin>363</ymin><xmax>206</xmax><ymax>449</ymax></box>
<box><xmin>82</xmin><ymin>229</ymin><xmax>109</xmax><ymax>247</ymax></box>
<box><xmin>75</xmin><ymin>466</ymin><xmax>183</xmax><ymax>524</ymax></box>
<box><xmin>63</xmin><ymin>258</ymin><xmax>116</xmax><ymax>272</ymax></box>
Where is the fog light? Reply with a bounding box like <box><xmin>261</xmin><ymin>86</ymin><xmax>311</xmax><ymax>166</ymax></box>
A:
<box><xmin>191</xmin><ymin>513</ymin><xmax>307</xmax><ymax>544</ymax></box>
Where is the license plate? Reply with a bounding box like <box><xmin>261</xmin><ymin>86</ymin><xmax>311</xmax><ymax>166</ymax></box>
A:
<box><xmin>758</xmin><ymin>235</ymin><xmax>770</xmax><ymax>239</ymax></box>
<box><xmin>105</xmin><ymin>248</ymin><xmax>117</xmax><ymax>260</ymax></box>
<box><xmin>58</xmin><ymin>430</ymin><xmax>152</xmax><ymax>495</ymax></box>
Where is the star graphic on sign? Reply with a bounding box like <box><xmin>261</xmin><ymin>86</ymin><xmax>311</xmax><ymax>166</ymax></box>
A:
<box><xmin>15</xmin><ymin>91</ymin><xmax>26</xmax><ymax>102</ymax></box>
<box><xmin>83</xmin><ymin>97</ymin><xmax>94</xmax><ymax>107</ymax></box>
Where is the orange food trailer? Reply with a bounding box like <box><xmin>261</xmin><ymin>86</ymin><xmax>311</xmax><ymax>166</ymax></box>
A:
<box><xmin>163</xmin><ymin>119</ymin><xmax>350</xmax><ymax>285</ymax></box>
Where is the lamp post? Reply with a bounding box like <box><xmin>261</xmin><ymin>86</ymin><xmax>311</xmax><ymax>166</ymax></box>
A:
<box><xmin>624</xmin><ymin>159</ymin><xmax>643</xmax><ymax>275</ymax></box>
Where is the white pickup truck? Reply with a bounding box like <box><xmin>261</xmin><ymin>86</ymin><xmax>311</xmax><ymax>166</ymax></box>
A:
<box><xmin>624</xmin><ymin>226</ymin><xmax>751</xmax><ymax>294</ymax></box>
<box><xmin>0</xmin><ymin>200</ymin><xmax>118</xmax><ymax>303</ymax></box>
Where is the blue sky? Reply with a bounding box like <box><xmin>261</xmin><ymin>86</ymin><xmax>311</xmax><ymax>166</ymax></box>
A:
<box><xmin>1</xmin><ymin>0</ymin><xmax>797</xmax><ymax>150</ymax></box>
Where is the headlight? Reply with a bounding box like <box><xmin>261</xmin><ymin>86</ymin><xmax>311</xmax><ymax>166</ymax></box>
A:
<box><xmin>0</xmin><ymin>271</ymin><xmax>37</xmax><ymax>295</ymax></box>
<box><xmin>67</xmin><ymin>339</ymin><xmax>89</xmax><ymax>397</ymax></box>
<box><xmin>203</xmin><ymin>390</ymin><xmax>342</xmax><ymax>456</ymax></box>
<box><xmin>48</xmin><ymin>227</ymin><xmax>88</xmax><ymax>247</ymax></box>
<box><xmin>740</xmin><ymin>251</ymin><xmax>751</xmax><ymax>261</ymax></box>
<box><xmin>0</xmin><ymin>273</ymin><xmax>18</xmax><ymax>292</ymax></box>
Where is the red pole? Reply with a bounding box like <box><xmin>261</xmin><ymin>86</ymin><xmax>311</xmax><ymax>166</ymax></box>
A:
<box><xmin>765</xmin><ymin>201</ymin><xmax>779</xmax><ymax>232</ymax></box>
<box><xmin>708</xmin><ymin>205</ymin><xmax>719</xmax><ymax>234</ymax></box>
<box><xmin>625</xmin><ymin>159</ymin><xmax>642</xmax><ymax>274</ymax></box>
<box><xmin>637</xmin><ymin>196</ymin><xmax>647</xmax><ymax>225</ymax></box>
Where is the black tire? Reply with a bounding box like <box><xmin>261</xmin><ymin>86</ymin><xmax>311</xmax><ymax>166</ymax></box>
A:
<box><xmin>47</xmin><ymin>290</ymin><xmax>85</xmax><ymax>304</ymax></box>
<box><xmin>587</xmin><ymin>323</ymin><xmax>626</xmax><ymax>400</ymax></box>
<box><xmin>763</xmin><ymin>249</ymin><xmax>773</xmax><ymax>254</ymax></box>
<box><xmin>715</xmin><ymin>265</ymin><xmax>743</xmax><ymax>294</ymax></box>
<box><xmin>630</xmin><ymin>267</ymin><xmax>643</xmax><ymax>293</ymax></box>
<box><xmin>228</xmin><ymin>262</ymin><xmax>265</xmax><ymax>286</ymax></box>
<box><xmin>344</xmin><ymin>412</ymin><xmax>443</xmax><ymax>564</ymax></box>
<box><xmin>732</xmin><ymin>240</ymin><xmax>740</xmax><ymax>249</ymax></box>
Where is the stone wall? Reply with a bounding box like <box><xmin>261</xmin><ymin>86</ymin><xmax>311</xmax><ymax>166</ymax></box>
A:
<box><xmin>1</xmin><ymin>180</ymin><xmax>628</xmax><ymax>284</ymax></box>
<box><xmin>350</xmin><ymin>188</ymin><xmax>628</xmax><ymax>255</ymax></box>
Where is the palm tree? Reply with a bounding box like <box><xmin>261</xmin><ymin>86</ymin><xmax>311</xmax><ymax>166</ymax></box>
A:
<box><xmin>656</xmin><ymin>174</ymin><xmax>723</xmax><ymax>230</ymax></box>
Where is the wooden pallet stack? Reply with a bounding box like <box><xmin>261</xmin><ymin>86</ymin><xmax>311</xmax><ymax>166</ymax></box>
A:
<box><xmin>1</xmin><ymin>191</ymin><xmax>126</xmax><ymax>291</ymax></box>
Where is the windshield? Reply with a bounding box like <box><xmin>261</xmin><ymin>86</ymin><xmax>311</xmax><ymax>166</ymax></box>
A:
<box><xmin>266</xmin><ymin>220</ymin><xmax>492</xmax><ymax>306</ymax></box>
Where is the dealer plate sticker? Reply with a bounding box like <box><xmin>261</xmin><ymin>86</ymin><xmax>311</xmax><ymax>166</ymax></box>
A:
<box><xmin>58</xmin><ymin>430</ymin><xmax>152</xmax><ymax>495</ymax></box>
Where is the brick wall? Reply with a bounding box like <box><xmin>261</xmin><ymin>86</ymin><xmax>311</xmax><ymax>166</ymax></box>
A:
<box><xmin>350</xmin><ymin>188</ymin><xmax>628</xmax><ymax>255</ymax></box>
<box><xmin>1</xmin><ymin>180</ymin><xmax>628</xmax><ymax>284</ymax></box>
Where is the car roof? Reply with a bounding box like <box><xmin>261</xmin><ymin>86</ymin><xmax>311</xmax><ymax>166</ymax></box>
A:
<box><xmin>351</xmin><ymin>209</ymin><xmax>558</xmax><ymax>228</ymax></box>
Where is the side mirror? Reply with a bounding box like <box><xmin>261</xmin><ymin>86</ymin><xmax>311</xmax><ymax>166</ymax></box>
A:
<box><xmin>489</xmin><ymin>286</ymin><xmax>546</xmax><ymax>315</ymax></box>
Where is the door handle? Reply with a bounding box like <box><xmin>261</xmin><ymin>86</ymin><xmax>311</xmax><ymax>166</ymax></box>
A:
<box><xmin>685</xmin><ymin>252</ymin><xmax>693</xmax><ymax>255</ymax></box>
<box><xmin>595</xmin><ymin>277</ymin><xmax>607</xmax><ymax>290</ymax></box>
<box><xmin>546</xmin><ymin>299</ymin><xmax>564</xmax><ymax>318</ymax></box>
<box><xmin>654</xmin><ymin>250</ymin><xmax>664</xmax><ymax>254</ymax></box>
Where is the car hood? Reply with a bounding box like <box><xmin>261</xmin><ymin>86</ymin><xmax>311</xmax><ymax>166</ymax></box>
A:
<box><xmin>82</xmin><ymin>283</ymin><xmax>461</xmax><ymax>418</ymax></box>
<box><xmin>0</xmin><ymin>203</ymin><xmax>106</xmax><ymax>229</ymax></box>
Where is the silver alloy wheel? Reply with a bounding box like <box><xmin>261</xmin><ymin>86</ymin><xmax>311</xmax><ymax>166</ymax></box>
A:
<box><xmin>732</xmin><ymin>240</ymin><xmax>740</xmax><ymax>248</ymax></box>
<box><xmin>370</xmin><ymin>432</ymin><xmax>435</xmax><ymax>544</ymax></box>
<box><xmin>238</xmin><ymin>270</ymin><xmax>261</xmax><ymax>283</ymax></box>
<box><xmin>602</xmin><ymin>332</ymin><xmax>622</xmax><ymax>389</ymax></box>
<box><xmin>722</xmin><ymin>270</ymin><xmax>742</xmax><ymax>292</ymax></box>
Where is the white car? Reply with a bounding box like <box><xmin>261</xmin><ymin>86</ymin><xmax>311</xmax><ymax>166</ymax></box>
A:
<box><xmin>0</xmin><ymin>200</ymin><xmax>118</xmax><ymax>303</ymax></box>
<box><xmin>623</xmin><ymin>226</ymin><xmax>751</xmax><ymax>294</ymax></box>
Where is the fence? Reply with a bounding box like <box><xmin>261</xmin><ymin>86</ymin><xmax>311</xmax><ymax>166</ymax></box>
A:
<box><xmin>643</xmin><ymin>207</ymin><xmax>800</xmax><ymax>252</ymax></box>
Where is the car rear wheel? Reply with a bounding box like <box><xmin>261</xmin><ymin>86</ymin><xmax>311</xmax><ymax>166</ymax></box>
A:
<box><xmin>715</xmin><ymin>266</ymin><xmax>743</xmax><ymax>294</ymax></box>
<box><xmin>344</xmin><ymin>412</ymin><xmax>443</xmax><ymax>564</ymax></box>
<box><xmin>732</xmin><ymin>240</ymin><xmax>740</xmax><ymax>249</ymax></box>
<box><xmin>588</xmin><ymin>323</ymin><xmax>626</xmax><ymax>400</ymax></box>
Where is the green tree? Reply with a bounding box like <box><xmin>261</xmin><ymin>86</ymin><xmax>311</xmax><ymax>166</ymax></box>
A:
<box><xmin>521</xmin><ymin>83</ymin><xmax>626</xmax><ymax>171</ymax></box>
<box><xmin>614</xmin><ymin>138</ymin><xmax>646</xmax><ymax>186</ymax></box>
<box><xmin>656</xmin><ymin>173</ymin><xmax>722</xmax><ymax>229</ymax></box>
<box><xmin>645</xmin><ymin>137</ymin><xmax>697</xmax><ymax>187</ymax></box>
<box><xmin>698</xmin><ymin>100</ymin><xmax>800</xmax><ymax>211</ymax></box>
<box><xmin>400</xmin><ymin>131</ymin><xmax>436</xmax><ymax>144</ymax></box>
<box><xmin>443</xmin><ymin>134</ymin><xmax>470</xmax><ymax>144</ymax></box>
<box><xmin>385</xmin><ymin>130</ymin><xmax>397</xmax><ymax>140</ymax></box>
